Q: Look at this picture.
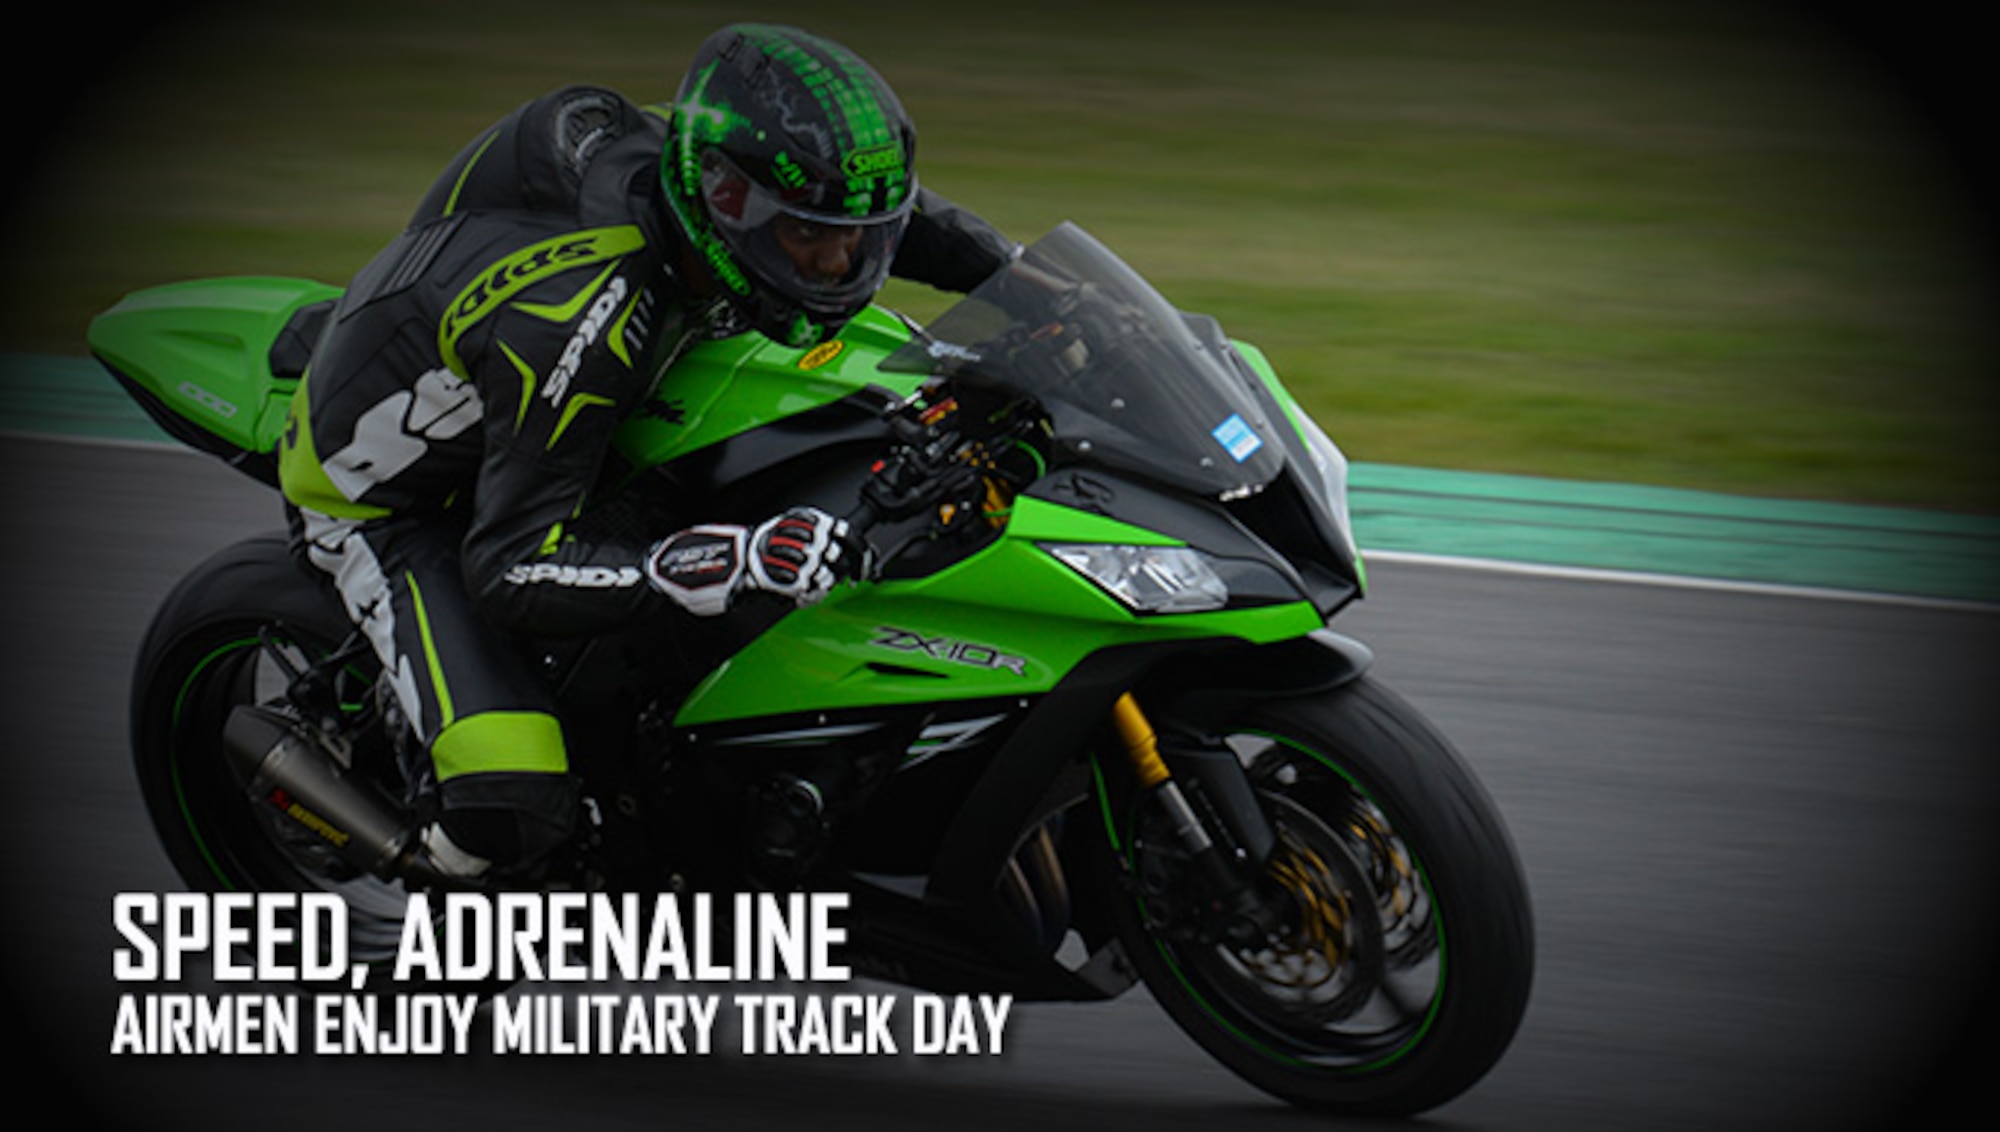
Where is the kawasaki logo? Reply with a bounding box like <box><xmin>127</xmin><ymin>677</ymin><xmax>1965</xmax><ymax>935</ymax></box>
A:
<box><xmin>843</xmin><ymin>143</ymin><xmax>904</xmax><ymax>179</ymax></box>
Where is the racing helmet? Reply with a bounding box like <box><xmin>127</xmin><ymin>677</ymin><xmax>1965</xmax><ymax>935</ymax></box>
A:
<box><xmin>662</xmin><ymin>24</ymin><xmax>918</xmax><ymax>347</ymax></box>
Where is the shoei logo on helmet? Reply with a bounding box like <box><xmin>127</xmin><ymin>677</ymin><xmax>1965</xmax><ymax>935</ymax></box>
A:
<box><xmin>797</xmin><ymin>341</ymin><xmax>844</xmax><ymax>371</ymax></box>
<box><xmin>843</xmin><ymin>143</ymin><xmax>904</xmax><ymax>180</ymax></box>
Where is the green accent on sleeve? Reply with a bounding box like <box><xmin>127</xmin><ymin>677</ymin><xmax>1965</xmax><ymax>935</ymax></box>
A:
<box><xmin>550</xmin><ymin>393</ymin><xmax>615</xmax><ymax>448</ymax></box>
<box><xmin>438</xmin><ymin>226</ymin><xmax>645</xmax><ymax>378</ymax></box>
<box><xmin>607</xmin><ymin>287</ymin><xmax>644</xmax><ymax>369</ymax></box>
<box><xmin>443</xmin><ymin>128</ymin><xmax>502</xmax><ymax>217</ymax></box>
<box><xmin>429</xmin><ymin>712</ymin><xmax>569</xmax><ymax>780</ymax></box>
<box><xmin>276</xmin><ymin>374</ymin><xmax>392</xmax><ymax>520</ymax></box>
<box><xmin>405</xmin><ymin>572</ymin><xmax>455</xmax><ymax>729</ymax></box>
<box><xmin>509</xmin><ymin>262</ymin><xmax>618</xmax><ymax>324</ymax></box>
<box><xmin>497</xmin><ymin>339</ymin><xmax>537</xmax><ymax>432</ymax></box>
<box><xmin>537</xmin><ymin>522</ymin><xmax>565</xmax><ymax>556</ymax></box>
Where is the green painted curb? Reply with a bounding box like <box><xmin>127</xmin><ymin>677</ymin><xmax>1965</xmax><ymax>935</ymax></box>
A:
<box><xmin>3</xmin><ymin>352</ymin><xmax>173</xmax><ymax>447</ymax></box>
<box><xmin>1349</xmin><ymin>464</ymin><xmax>2000</xmax><ymax>604</ymax></box>
<box><xmin>7</xmin><ymin>352</ymin><xmax>1997</xmax><ymax>604</ymax></box>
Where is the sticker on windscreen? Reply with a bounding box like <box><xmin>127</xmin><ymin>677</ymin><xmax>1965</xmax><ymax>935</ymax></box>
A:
<box><xmin>1211</xmin><ymin>413</ymin><xmax>1263</xmax><ymax>463</ymax></box>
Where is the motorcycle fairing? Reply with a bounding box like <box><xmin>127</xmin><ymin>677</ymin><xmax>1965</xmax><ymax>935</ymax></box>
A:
<box><xmin>610</xmin><ymin>303</ymin><xmax>927</xmax><ymax>471</ymax></box>
<box><xmin>87</xmin><ymin>276</ymin><xmax>343</xmax><ymax>486</ymax></box>
<box><xmin>669</xmin><ymin>493</ymin><xmax>1328</xmax><ymax>727</ymax></box>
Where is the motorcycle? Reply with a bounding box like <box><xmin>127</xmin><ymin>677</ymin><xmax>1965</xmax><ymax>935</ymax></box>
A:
<box><xmin>88</xmin><ymin>222</ymin><xmax>1532</xmax><ymax>1115</ymax></box>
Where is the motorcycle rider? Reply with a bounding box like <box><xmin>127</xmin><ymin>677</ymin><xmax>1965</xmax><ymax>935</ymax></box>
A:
<box><xmin>276</xmin><ymin>24</ymin><xmax>1017</xmax><ymax>881</ymax></box>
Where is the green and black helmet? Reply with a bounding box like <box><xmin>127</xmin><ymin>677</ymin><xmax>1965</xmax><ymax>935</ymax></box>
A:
<box><xmin>662</xmin><ymin>24</ymin><xmax>918</xmax><ymax>348</ymax></box>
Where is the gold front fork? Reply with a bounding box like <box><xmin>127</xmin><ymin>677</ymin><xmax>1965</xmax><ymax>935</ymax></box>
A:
<box><xmin>1111</xmin><ymin>692</ymin><xmax>1290</xmax><ymax>952</ymax></box>
<box><xmin>1111</xmin><ymin>692</ymin><xmax>1214</xmax><ymax>854</ymax></box>
<box><xmin>1111</xmin><ymin>692</ymin><xmax>1171</xmax><ymax>787</ymax></box>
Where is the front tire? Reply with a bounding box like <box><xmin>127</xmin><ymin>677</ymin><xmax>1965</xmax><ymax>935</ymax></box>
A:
<box><xmin>1102</xmin><ymin>676</ymin><xmax>1534</xmax><ymax>1115</ymax></box>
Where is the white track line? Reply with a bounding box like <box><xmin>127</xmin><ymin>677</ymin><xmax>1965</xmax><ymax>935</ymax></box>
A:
<box><xmin>1363</xmin><ymin>549</ymin><xmax>1999</xmax><ymax>613</ymax></box>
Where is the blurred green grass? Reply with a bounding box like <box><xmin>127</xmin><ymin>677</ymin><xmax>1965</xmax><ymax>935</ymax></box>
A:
<box><xmin>5</xmin><ymin>0</ymin><xmax>1992</xmax><ymax>510</ymax></box>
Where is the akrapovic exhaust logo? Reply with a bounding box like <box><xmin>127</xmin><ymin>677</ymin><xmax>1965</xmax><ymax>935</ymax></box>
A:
<box><xmin>870</xmin><ymin>626</ymin><xmax>1028</xmax><ymax>677</ymax></box>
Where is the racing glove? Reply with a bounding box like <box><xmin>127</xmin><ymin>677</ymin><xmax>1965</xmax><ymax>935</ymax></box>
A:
<box><xmin>749</xmin><ymin>507</ymin><xmax>851</xmax><ymax>603</ymax></box>
<box><xmin>644</xmin><ymin>508</ymin><xmax>852</xmax><ymax>616</ymax></box>
<box><xmin>643</xmin><ymin>523</ymin><xmax>748</xmax><ymax>617</ymax></box>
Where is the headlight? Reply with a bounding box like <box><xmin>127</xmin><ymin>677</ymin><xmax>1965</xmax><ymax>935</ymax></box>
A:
<box><xmin>1043</xmin><ymin>544</ymin><xmax>1229</xmax><ymax>613</ymax></box>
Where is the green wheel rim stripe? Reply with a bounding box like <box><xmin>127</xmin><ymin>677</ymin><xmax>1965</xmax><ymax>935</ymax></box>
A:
<box><xmin>166</xmin><ymin>637</ymin><xmax>261</xmax><ymax>890</ymax></box>
<box><xmin>1107</xmin><ymin>728</ymin><xmax>1448</xmax><ymax>1073</ymax></box>
<box><xmin>161</xmin><ymin>630</ymin><xmax>374</xmax><ymax>892</ymax></box>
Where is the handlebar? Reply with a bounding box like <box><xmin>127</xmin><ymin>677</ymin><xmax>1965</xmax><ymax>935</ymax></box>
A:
<box><xmin>834</xmin><ymin>393</ymin><xmax>997</xmax><ymax>583</ymax></box>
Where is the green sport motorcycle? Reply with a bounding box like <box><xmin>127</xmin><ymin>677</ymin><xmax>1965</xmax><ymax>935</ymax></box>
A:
<box><xmin>88</xmin><ymin>222</ymin><xmax>1532</xmax><ymax>1115</ymax></box>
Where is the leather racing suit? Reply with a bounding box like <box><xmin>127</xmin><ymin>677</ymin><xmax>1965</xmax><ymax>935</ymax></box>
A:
<box><xmin>275</xmin><ymin>85</ymin><xmax>1013</xmax><ymax>867</ymax></box>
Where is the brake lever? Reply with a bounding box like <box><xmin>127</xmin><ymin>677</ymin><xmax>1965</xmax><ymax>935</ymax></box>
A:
<box><xmin>842</xmin><ymin>430</ymin><xmax>988</xmax><ymax>584</ymax></box>
<box><xmin>836</xmin><ymin>503</ymin><xmax>883</xmax><ymax>585</ymax></box>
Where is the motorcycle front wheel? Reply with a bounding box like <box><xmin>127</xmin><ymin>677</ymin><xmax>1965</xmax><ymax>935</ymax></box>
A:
<box><xmin>1101</xmin><ymin>676</ymin><xmax>1534</xmax><ymax>1116</ymax></box>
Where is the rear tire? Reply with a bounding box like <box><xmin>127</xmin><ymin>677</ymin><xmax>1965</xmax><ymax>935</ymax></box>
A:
<box><xmin>1101</xmin><ymin>676</ymin><xmax>1534</xmax><ymax>1115</ymax></box>
<box><xmin>131</xmin><ymin>534</ymin><xmax>419</xmax><ymax>971</ymax></box>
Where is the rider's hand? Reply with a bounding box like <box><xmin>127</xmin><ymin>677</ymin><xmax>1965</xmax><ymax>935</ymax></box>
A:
<box><xmin>645</xmin><ymin>508</ymin><xmax>856</xmax><ymax>615</ymax></box>
<box><xmin>644</xmin><ymin>523</ymin><xmax>749</xmax><ymax>617</ymax></box>
<box><xmin>749</xmin><ymin>507</ymin><xmax>853</xmax><ymax>605</ymax></box>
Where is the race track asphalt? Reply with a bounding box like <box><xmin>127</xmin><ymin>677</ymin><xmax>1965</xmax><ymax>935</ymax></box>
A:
<box><xmin>2</xmin><ymin>436</ymin><xmax>1994</xmax><ymax>1131</ymax></box>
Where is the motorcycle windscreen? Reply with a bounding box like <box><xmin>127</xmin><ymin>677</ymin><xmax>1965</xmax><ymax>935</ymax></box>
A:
<box><xmin>882</xmin><ymin>222</ymin><xmax>1286</xmax><ymax>500</ymax></box>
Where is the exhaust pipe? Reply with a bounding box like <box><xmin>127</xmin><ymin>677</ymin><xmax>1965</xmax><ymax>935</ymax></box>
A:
<box><xmin>223</xmin><ymin>705</ymin><xmax>418</xmax><ymax>878</ymax></box>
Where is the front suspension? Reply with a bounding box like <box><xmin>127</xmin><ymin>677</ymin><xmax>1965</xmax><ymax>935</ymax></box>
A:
<box><xmin>1111</xmin><ymin>693</ymin><xmax>1282</xmax><ymax>944</ymax></box>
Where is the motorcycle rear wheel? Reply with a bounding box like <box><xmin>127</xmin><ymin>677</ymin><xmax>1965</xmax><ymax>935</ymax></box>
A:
<box><xmin>130</xmin><ymin>534</ymin><xmax>420</xmax><ymax>974</ymax></box>
<box><xmin>1104</xmin><ymin>676</ymin><xmax>1534</xmax><ymax>1115</ymax></box>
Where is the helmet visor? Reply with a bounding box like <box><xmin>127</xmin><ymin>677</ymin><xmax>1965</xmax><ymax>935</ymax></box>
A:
<box><xmin>700</xmin><ymin>150</ymin><xmax>913</xmax><ymax>319</ymax></box>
